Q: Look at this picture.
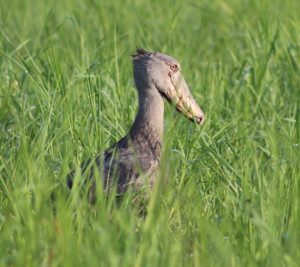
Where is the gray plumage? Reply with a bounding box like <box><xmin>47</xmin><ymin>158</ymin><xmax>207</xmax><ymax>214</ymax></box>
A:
<box><xmin>67</xmin><ymin>49</ymin><xmax>204</xmax><ymax>199</ymax></box>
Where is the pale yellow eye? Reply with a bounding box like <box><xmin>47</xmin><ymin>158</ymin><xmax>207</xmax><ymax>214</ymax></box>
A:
<box><xmin>170</xmin><ymin>64</ymin><xmax>178</xmax><ymax>71</ymax></box>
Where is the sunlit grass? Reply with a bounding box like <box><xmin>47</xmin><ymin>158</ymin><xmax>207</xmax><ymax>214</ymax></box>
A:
<box><xmin>0</xmin><ymin>0</ymin><xmax>300</xmax><ymax>266</ymax></box>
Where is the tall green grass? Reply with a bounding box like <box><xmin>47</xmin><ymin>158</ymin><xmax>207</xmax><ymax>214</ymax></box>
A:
<box><xmin>1</xmin><ymin>0</ymin><xmax>299</xmax><ymax>266</ymax></box>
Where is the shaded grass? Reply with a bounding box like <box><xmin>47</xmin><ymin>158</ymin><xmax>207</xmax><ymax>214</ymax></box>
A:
<box><xmin>0</xmin><ymin>0</ymin><xmax>300</xmax><ymax>266</ymax></box>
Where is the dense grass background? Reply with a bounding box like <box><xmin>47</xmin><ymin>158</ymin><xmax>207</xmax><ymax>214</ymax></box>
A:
<box><xmin>1</xmin><ymin>0</ymin><xmax>300</xmax><ymax>266</ymax></box>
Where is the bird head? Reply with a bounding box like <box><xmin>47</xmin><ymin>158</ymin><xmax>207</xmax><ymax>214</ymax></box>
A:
<box><xmin>132</xmin><ymin>48</ymin><xmax>204</xmax><ymax>125</ymax></box>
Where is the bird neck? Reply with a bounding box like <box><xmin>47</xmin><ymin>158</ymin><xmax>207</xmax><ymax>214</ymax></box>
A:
<box><xmin>129</xmin><ymin>87</ymin><xmax>164</xmax><ymax>153</ymax></box>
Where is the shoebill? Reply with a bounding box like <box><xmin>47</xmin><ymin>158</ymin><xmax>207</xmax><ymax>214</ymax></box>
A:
<box><xmin>68</xmin><ymin>48</ymin><xmax>204</xmax><ymax>200</ymax></box>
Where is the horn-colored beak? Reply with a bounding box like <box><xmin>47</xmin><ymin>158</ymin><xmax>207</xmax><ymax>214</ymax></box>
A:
<box><xmin>167</xmin><ymin>76</ymin><xmax>205</xmax><ymax>125</ymax></box>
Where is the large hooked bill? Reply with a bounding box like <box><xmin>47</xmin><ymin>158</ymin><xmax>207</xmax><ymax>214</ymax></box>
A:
<box><xmin>167</xmin><ymin>76</ymin><xmax>205</xmax><ymax>125</ymax></box>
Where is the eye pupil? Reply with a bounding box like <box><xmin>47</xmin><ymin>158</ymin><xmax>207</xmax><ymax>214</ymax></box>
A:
<box><xmin>172</xmin><ymin>64</ymin><xmax>177</xmax><ymax>70</ymax></box>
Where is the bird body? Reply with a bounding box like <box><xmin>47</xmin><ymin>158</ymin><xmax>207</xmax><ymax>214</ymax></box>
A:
<box><xmin>68</xmin><ymin>49</ymin><xmax>204</xmax><ymax>198</ymax></box>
